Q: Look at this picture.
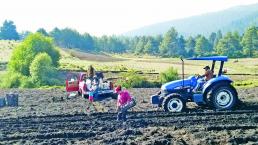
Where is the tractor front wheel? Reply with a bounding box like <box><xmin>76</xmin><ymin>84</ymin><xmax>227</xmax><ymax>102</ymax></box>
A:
<box><xmin>162</xmin><ymin>94</ymin><xmax>186</xmax><ymax>112</ymax></box>
<box><xmin>209</xmin><ymin>85</ymin><xmax>237</xmax><ymax>110</ymax></box>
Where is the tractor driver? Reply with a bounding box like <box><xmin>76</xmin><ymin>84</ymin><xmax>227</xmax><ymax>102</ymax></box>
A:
<box><xmin>193</xmin><ymin>66</ymin><xmax>213</xmax><ymax>92</ymax></box>
<box><xmin>202</xmin><ymin>66</ymin><xmax>213</xmax><ymax>81</ymax></box>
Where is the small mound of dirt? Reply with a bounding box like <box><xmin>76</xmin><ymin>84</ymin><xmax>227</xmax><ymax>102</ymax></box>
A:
<box><xmin>120</xmin><ymin>128</ymin><xmax>143</xmax><ymax>136</ymax></box>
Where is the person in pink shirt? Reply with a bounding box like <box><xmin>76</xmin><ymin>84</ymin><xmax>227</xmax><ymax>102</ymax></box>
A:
<box><xmin>115</xmin><ymin>85</ymin><xmax>136</xmax><ymax>121</ymax></box>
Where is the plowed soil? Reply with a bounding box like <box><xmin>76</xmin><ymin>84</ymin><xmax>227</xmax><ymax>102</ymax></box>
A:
<box><xmin>0</xmin><ymin>87</ymin><xmax>258</xmax><ymax>145</ymax></box>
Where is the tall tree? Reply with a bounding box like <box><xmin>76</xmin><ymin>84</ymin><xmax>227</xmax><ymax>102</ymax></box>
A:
<box><xmin>49</xmin><ymin>28</ymin><xmax>85</xmax><ymax>49</ymax></box>
<box><xmin>215</xmin><ymin>32</ymin><xmax>242</xmax><ymax>57</ymax></box>
<box><xmin>0</xmin><ymin>20</ymin><xmax>19</xmax><ymax>40</ymax></box>
<box><xmin>81</xmin><ymin>33</ymin><xmax>94</xmax><ymax>51</ymax></box>
<box><xmin>209</xmin><ymin>32</ymin><xmax>217</xmax><ymax>49</ymax></box>
<box><xmin>127</xmin><ymin>36</ymin><xmax>139</xmax><ymax>53</ymax></box>
<box><xmin>185</xmin><ymin>36</ymin><xmax>196</xmax><ymax>57</ymax></box>
<box><xmin>135</xmin><ymin>37</ymin><xmax>145</xmax><ymax>54</ymax></box>
<box><xmin>37</xmin><ymin>28</ymin><xmax>49</xmax><ymax>36</ymax></box>
<box><xmin>106</xmin><ymin>36</ymin><xmax>126</xmax><ymax>53</ymax></box>
<box><xmin>143</xmin><ymin>39</ymin><xmax>154</xmax><ymax>54</ymax></box>
<box><xmin>50</xmin><ymin>27</ymin><xmax>62</xmax><ymax>46</ymax></box>
<box><xmin>159</xmin><ymin>27</ymin><xmax>179</xmax><ymax>56</ymax></box>
<box><xmin>214</xmin><ymin>30</ymin><xmax>223</xmax><ymax>48</ymax></box>
<box><xmin>177</xmin><ymin>35</ymin><xmax>186</xmax><ymax>56</ymax></box>
<box><xmin>152</xmin><ymin>35</ymin><xmax>162</xmax><ymax>54</ymax></box>
<box><xmin>195</xmin><ymin>36</ymin><xmax>212</xmax><ymax>56</ymax></box>
<box><xmin>241</xmin><ymin>26</ymin><xmax>258</xmax><ymax>57</ymax></box>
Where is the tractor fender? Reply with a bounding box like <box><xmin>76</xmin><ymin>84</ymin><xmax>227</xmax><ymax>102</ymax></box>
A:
<box><xmin>202</xmin><ymin>75</ymin><xmax>233</xmax><ymax>96</ymax></box>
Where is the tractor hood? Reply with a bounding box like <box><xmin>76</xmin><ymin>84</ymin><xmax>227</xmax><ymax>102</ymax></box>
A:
<box><xmin>161</xmin><ymin>76</ymin><xmax>197</xmax><ymax>92</ymax></box>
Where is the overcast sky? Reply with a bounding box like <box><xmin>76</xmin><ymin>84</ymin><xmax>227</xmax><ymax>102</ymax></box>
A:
<box><xmin>0</xmin><ymin>0</ymin><xmax>257</xmax><ymax>36</ymax></box>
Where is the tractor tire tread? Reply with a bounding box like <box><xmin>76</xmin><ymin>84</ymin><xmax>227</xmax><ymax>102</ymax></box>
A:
<box><xmin>162</xmin><ymin>93</ymin><xmax>186</xmax><ymax>112</ymax></box>
<box><xmin>208</xmin><ymin>83</ymin><xmax>238</xmax><ymax>110</ymax></box>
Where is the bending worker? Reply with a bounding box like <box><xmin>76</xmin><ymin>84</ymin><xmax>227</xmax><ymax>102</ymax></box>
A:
<box><xmin>115</xmin><ymin>85</ymin><xmax>136</xmax><ymax>121</ymax></box>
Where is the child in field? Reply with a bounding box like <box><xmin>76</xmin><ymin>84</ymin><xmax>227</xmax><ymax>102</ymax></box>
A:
<box><xmin>115</xmin><ymin>85</ymin><xmax>136</xmax><ymax>121</ymax></box>
<box><xmin>86</xmin><ymin>90</ymin><xmax>94</xmax><ymax>113</ymax></box>
<box><xmin>89</xmin><ymin>91</ymin><xmax>94</xmax><ymax>102</ymax></box>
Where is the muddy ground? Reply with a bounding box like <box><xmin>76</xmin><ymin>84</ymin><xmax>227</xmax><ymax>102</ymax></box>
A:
<box><xmin>0</xmin><ymin>87</ymin><xmax>258</xmax><ymax>145</ymax></box>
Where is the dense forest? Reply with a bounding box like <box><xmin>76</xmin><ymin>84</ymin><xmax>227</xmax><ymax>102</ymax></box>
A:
<box><xmin>0</xmin><ymin>20</ymin><xmax>257</xmax><ymax>58</ymax></box>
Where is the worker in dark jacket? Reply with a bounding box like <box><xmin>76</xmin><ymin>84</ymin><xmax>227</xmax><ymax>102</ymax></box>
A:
<box><xmin>87</xmin><ymin>65</ymin><xmax>99</xmax><ymax>99</ymax></box>
<box><xmin>88</xmin><ymin>65</ymin><xmax>95</xmax><ymax>79</ymax></box>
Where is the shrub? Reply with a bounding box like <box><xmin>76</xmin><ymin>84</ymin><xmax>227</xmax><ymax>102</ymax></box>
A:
<box><xmin>30</xmin><ymin>53</ymin><xmax>59</xmax><ymax>86</ymax></box>
<box><xmin>20</xmin><ymin>77</ymin><xmax>35</xmax><ymax>88</ymax></box>
<box><xmin>8</xmin><ymin>33</ymin><xmax>60</xmax><ymax>76</ymax></box>
<box><xmin>116</xmin><ymin>70</ymin><xmax>156</xmax><ymax>88</ymax></box>
<box><xmin>233</xmin><ymin>79</ymin><xmax>258</xmax><ymax>88</ymax></box>
<box><xmin>160</xmin><ymin>67</ymin><xmax>179</xmax><ymax>84</ymax></box>
<box><xmin>0</xmin><ymin>72</ymin><xmax>26</xmax><ymax>88</ymax></box>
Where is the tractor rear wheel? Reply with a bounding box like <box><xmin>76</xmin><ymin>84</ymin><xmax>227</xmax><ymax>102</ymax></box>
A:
<box><xmin>208</xmin><ymin>84</ymin><xmax>238</xmax><ymax>110</ymax></box>
<box><xmin>162</xmin><ymin>94</ymin><xmax>186</xmax><ymax>112</ymax></box>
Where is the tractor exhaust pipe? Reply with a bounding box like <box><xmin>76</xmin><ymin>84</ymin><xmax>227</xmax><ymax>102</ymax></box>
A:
<box><xmin>180</xmin><ymin>57</ymin><xmax>184</xmax><ymax>87</ymax></box>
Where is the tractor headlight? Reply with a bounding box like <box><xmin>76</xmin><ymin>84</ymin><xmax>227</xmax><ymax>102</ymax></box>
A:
<box><xmin>161</xmin><ymin>89</ymin><xmax>166</xmax><ymax>94</ymax></box>
<box><xmin>160</xmin><ymin>89</ymin><xmax>168</xmax><ymax>97</ymax></box>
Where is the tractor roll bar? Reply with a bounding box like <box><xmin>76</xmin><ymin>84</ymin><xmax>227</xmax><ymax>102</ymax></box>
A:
<box><xmin>218</xmin><ymin>61</ymin><xmax>224</xmax><ymax>76</ymax></box>
<box><xmin>211</xmin><ymin>60</ymin><xmax>215</xmax><ymax>72</ymax></box>
<box><xmin>180</xmin><ymin>57</ymin><xmax>184</xmax><ymax>87</ymax></box>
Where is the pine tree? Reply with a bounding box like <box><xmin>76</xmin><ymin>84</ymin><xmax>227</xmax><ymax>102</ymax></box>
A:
<box><xmin>195</xmin><ymin>36</ymin><xmax>211</xmax><ymax>56</ymax></box>
<box><xmin>185</xmin><ymin>36</ymin><xmax>196</xmax><ymax>57</ymax></box>
<box><xmin>0</xmin><ymin>20</ymin><xmax>19</xmax><ymax>40</ymax></box>
<box><xmin>241</xmin><ymin>26</ymin><xmax>258</xmax><ymax>57</ymax></box>
<box><xmin>215</xmin><ymin>32</ymin><xmax>242</xmax><ymax>57</ymax></box>
<box><xmin>159</xmin><ymin>27</ymin><xmax>178</xmax><ymax>56</ymax></box>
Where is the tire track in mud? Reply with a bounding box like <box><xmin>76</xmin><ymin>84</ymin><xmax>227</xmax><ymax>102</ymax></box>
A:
<box><xmin>1</xmin><ymin>110</ymin><xmax>258</xmax><ymax>143</ymax></box>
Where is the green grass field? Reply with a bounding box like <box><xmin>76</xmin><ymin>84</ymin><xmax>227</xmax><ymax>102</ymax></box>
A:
<box><xmin>60</xmin><ymin>49</ymin><xmax>258</xmax><ymax>76</ymax></box>
<box><xmin>1</xmin><ymin>41</ymin><xmax>258</xmax><ymax>87</ymax></box>
<box><xmin>0</xmin><ymin>40</ymin><xmax>18</xmax><ymax>62</ymax></box>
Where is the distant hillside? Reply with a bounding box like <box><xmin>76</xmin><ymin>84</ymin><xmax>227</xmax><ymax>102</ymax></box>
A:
<box><xmin>124</xmin><ymin>3</ymin><xmax>258</xmax><ymax>37</ymax></box>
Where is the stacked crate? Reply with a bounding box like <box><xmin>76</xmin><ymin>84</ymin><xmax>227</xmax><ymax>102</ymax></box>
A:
<box><xmin>6</xmin><ymin>93</ymin><xmax>19</xmax><ymax>107</ymax></box>
<box><xmin>0</xmin><ymin>97</ymin><xmax>6</xmax><ymax>108</ymax></box>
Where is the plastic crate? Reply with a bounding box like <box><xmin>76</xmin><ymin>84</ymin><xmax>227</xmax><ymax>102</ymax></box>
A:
<box><xmin>0</xmin><ymin>97</ymin><xmax>6</xmax><ymax>107</ymax></box>
<box><xmin>6</xmin><ymin>93</ymin><xmax>19</xmax><ymax>107</ymax></box>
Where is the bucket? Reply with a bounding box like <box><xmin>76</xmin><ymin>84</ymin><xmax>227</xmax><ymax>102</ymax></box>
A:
<box><xmin>0</xmin><ymin>97</ymin><xmax>6</xmax><ymax>107</ymax></box>
<box><xmin>6</xmin><ymin>93</ymin><xmax>19</xmax><ymax>107</ymax></box>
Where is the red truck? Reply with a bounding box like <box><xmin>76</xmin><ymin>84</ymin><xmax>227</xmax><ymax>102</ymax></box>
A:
<box><xmin>66</xmin><ymin>72</ymin><xmax>115</xmax><ymax>98</ymax></box>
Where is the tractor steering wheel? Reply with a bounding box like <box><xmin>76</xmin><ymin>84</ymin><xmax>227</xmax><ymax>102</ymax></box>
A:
<box><xmin>195</xmin><ymin>74</ymin><xmax>202</xmax><ymax>79</ymax></box>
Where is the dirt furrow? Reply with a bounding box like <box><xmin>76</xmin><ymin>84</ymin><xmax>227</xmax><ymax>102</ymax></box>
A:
<box><xmin>1</xmin><ymin>110</ymin><xmax>257</xmax><ymax>142</ymax></box>
<box><xmin>0</xmin><ymin>87</ymin><xmax>257</xmax><ymax>144</ymax></box>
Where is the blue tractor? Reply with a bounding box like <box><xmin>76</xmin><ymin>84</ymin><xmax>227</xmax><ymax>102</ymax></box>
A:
<box><xmin>151</xmin><ymin>56</ymin><xmax>239</xmax><ymax>112</ymax></box>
